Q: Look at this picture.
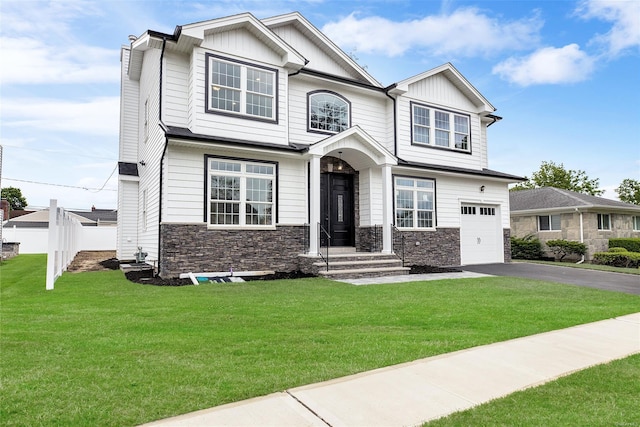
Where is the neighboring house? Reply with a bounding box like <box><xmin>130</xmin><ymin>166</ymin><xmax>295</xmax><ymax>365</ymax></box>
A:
<box><xmin>117</xmin><ymin>11</ymin><xmax>522</xmax><ymax>277</ymax></box>
<box><xmin>510</xmin><ymin>187</ymin><xmax>640</xmax><ymax>259</ymax></box>
<box><xmin>71</xmin><ymin>207</ymin><xmax>118</xmax><ymax>226</ymax></box>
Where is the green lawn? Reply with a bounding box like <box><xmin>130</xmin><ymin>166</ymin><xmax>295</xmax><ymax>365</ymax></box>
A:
<box><xmin>2</xmin><ymin>254</ymin><xmax>639</xmax><ymax>426</ymax></box>
<box><xmin>425</xmin><ymin>353</ymin><xmax>640</xmax><ymax>426</ymax></box>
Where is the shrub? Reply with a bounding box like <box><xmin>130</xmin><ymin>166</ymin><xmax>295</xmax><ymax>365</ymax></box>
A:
<box><xmin>592</xmin><ymin>251</ymin><xmax>640</xmax><ymax>268</ymax></box>
<box><xmin>546</xmin><ymin>239</ymin><xmax>587</xmax><ymax>261</ymax></box>
<box><xmin>608</xmin><ymin>247</ymin><xmax>628</xmax><ymax>253</ymax></box>
<box><xmin>609</xmin><ymin>238</ymin><xmax>640</xmax><ymax>253</ymax></box>
<box><xmin>511</xmin><ymin>235</ymin><xmax>544</xmax><ymax>260</ymax></box>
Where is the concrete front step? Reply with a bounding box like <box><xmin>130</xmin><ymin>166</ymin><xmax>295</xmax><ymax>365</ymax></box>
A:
<box><xmin>313</xmin><ymin>259</ymin><xmax>402</xmax><ymax>270</ymax></box>
<box><xmin>318</xmin><ymin>266</ymin><xmax>411</xmax><ymax>280</ymax></box>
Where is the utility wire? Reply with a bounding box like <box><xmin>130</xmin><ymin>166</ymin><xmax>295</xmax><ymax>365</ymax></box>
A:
<box><xmin>4</xmin><ymin>177</ymin><xmax>117</xmax><ymax>192</ymax></box>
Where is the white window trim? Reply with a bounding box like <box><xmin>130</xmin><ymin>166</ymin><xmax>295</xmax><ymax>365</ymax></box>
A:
<box><xmin>597</xmin><ymin>213</ymin><xmax>612</xmax><ymax>231</ymax></box>
<box><xmin>633</xmin><ymin>216</ymin><xmax>640</xmax><ymax>231</ymax></box>
<box><xmin>206</xmin><ymin>55</ymin><xmax>277</xmax><ymax>121</ymax></box>
<box><xmin>207</xmin><ymin>157</ymin><xmax>277</xmax><ymax>229</ymax></box>
<box><xmin>538</xmin><ymin>214</ymin><xmax>561</xmax><ymax>231</ymax></box>
<box><xmin>394</xmin><ymin>177</ymin><xmax>436</xmax><ymax>230</ymax></box>
<box><xmin>411</xmin><ymin>102</ymin><xmax>471</xmax><ymax>152</ymax></box>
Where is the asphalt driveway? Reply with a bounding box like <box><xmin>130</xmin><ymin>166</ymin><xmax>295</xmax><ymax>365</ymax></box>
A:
<box><xmin>462</xmin><ymin>262</ymin><xmax>640</xmax><ymax>295</ymax></box>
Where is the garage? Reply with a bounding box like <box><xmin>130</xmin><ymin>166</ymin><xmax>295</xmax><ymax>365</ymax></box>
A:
<box><xmin>460</xmin><ymin>204</ymin><xmax>504</xmax><ymax>265</ymax></box>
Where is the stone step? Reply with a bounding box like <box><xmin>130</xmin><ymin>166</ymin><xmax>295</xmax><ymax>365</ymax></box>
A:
<box><xmin>313</xmin><ymin>259</ymin><xmax>403</xmax><ymax>270</ymax></box>
<box><xmin>315</xmin><ymin>252</ymin><xmax>401</xmax><ymax>263</ymax></box>
<box><xmin>318</xmin><ymin>266</ymin><xmax>411</xmax><ymax>280</ymax></box>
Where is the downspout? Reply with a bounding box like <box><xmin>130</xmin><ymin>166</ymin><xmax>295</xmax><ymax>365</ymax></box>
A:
<box><xmin>157</xmin><ymin>37</ymin><xmax>167</xmax><ymax>275</ymax></box>
<box><xmin>575</xmin><ymin>208</ymin><xmax>585</xmax><ymax>264</ymax></box>
<box><xmin>384</xmin><ymin>85</ymin><xmax>398</xmax><ymax>156</ymax></box>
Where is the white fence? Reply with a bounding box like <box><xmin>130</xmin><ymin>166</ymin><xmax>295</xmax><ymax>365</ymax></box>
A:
<box><xmin>3</xmin><ymin>225</ymin><xmax>116</xmax><ymax>254</ymax></box>
<box><xmin>45</xmin><ymin>200</ymin><xmax>82</xmax><ymax>290</ymax></box>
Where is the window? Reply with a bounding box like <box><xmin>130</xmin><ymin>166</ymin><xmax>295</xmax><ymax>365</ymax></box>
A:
<box><xmin>597</xmin><ymin>213</ymin><xmax>611</xmax><ymax>230</ymax></box>
<box><xmin>412</xmin><ymin>103</ymin><xmax>470</xmax><ymax>152</ymax></box>
<box><xmin>461</xmin><ymin>206</ymin><xmax>476</xmax><ymax>215</ymax></box>
<box><xmin>634</xmin><ymin>216</ymin><xmax>640</xmax><ymax>231</ymax></box>
<box><xmin>208</xmin><ymin>158</ymin><xmax>276</xmax><ymax>227</ymax></box>
<box><xmin>308</xmin><ymin>91</ymin><xmax>350</xmax><ymax>133</ymax></box>
<box><xmin>538</xmin><ymin>215</ymin><xmax>561</xmax><ymax>231</ymax></box>
<box><xmin>206</xmin><ymin>55</ymin><xmax>276</xmax><ymax>121</ymax></box>
<box><xmin>395</xmin><ymin>177</ymin><xmax>435</xmax><ymax>229</ymax></box>
<box><xmin>480</xmin><ymin>207</ymin><xmax>495</xmax><ymax>216</ymax></box>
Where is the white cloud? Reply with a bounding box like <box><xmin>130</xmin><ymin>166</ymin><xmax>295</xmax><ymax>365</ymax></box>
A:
<box><xmin>0</xmin><ymin>1</ymin><xmax>120</xmax><ymax>85</ymax></box>
<box><xmin>321</xmin><ymin>8</ymin><xmax>543</xmax><ymax>58</ymax></box>
<box><xmin>0</xmin><ymin>37</ymin><xmax>120</xmax><ymax>85</ymax></box>
<box><xmin>492</xmin><ymin>44</ymin><xmax>596</xmax><ymax>86</ymax></box>
<box><xmin>576</xmin><ymin>0</ymin><xmax>640</xmax><ymax>57</ymax></box>
<box><xmin>1</xmin><ymin>97</ymin><xmax>120</xmax><ymax>136</ymax></box>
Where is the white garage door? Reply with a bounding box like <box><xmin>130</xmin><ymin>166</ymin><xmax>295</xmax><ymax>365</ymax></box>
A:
<box><xmin>460</xmin><ymin>204</ymin><xmax>504</xmax><ymax>265</ymax></box>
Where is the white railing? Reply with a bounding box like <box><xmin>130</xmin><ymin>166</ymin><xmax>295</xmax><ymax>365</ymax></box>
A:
<box><xmin>46</xmin><ymin>199</ymin><xmax>82</xmax><ymax>290</ymax></box>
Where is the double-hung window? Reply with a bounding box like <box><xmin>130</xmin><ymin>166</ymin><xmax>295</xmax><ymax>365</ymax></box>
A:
<box><xmin>308</xmin><ymin>91</ymin><xmax>350</xmax><ymax>133</ymax></box>
<box><xmin>395</xmin><ymin>177</ymin><xmax>435</xmax><ymax>229</ymax></box>
<box><xmin>597</xmin><ymin>213</ymin><xmax>611</xmax><ymax>230</ymax></box>
<box><xmin>538</xmin><ymin>214</ymin><xmax>561</xmax><ymax>231</ymax></box>
<box><xmin>208</xmin><ymin>158</ymin><xmax>276</xmax><ymax>227</ymax></box>
<box><xmin>634</xmin><ymin>216</ymin><xmax>640</xmax><ymax>231</ymax></box>
<box><xmin>207</xmin><ymin>54</ymin><xmax>276</xmax><ymax>121</ymax></box>
<box><xmin>411</xmin><ymin>103</ymin><xmax>470</xmax><ymax>152</ymax></box>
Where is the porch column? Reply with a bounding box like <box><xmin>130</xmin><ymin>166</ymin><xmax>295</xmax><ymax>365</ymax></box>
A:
<box><xmin>308</xmin><ymin>155</ymin><xmax>321</xmax><ymax>256</ymax></box>
<box><xmin>382</xmin><ymin>163</ymin><xmax>393</xmax><ymax>254</ymax></box>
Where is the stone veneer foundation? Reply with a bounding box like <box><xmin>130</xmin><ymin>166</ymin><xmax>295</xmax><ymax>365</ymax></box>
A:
<box><xmin>159</xmin><ymin>224</ymin><xmax>307</xmax><ymax>278</ymax></box>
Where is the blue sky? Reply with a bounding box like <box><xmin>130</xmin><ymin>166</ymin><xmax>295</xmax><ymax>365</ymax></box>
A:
<box><xmin>1</xmin><ymin>0</ymin><xmax>638</xmax><ymax>210</ymax></box>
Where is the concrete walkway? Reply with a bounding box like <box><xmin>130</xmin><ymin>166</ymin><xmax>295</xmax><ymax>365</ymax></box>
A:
<box><xmin>141</xmin><ymin>313</ymin><xmax>640</xmax><ymax>427</ymax></box>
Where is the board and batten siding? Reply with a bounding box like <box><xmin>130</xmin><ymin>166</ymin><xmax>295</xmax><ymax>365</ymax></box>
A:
<box><xmin>163</xmin><ymin>145</ymin><xmax>308</xmax><ymax>225</ymax></box>
<box><xmin>189</xmin><ymin>47</ymin><xmax>289</xmax><ymax>145</ymax></box>
<box><xmin>269</xmin><ymin>24</ymin><xmax>361</xmax><ymax>81</ymax></box>
<box><xmin>119</xmin><ymin>47</ymin><xmax>139</xmax><ymax>162</ymax></box>
<box><xmin>288</xmin><ymin>78</ymin><xmax>391</xmax><ymax>149</ymax></box>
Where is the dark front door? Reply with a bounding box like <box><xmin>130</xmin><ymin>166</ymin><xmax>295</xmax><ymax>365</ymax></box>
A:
<box><xmin>320</xmin><ymin>173</ymin><xmax>354</xmax><ymax>247</ymax></box>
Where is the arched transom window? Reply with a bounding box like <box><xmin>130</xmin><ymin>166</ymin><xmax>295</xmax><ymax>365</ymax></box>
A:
<box><xmin>308</xmin><ymin>91</ymin><xmax>350</xmax><ymax>133</ymax></box>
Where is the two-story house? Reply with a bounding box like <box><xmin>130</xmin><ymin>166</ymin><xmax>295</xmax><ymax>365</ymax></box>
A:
<box><xmin>117</xmin><ymin>11</ymin><xmax>522</xmax><ymax>278</ymax></box>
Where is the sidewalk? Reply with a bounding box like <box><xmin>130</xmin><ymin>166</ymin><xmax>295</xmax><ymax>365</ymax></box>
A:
<box><xmin>141</xmin><ymin>313</ymin><xmax>640</xmax><ymax>427</ymax></box>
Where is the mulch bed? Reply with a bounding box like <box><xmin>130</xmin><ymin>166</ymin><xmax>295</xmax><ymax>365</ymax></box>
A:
<box><xmin>122</xmin><ymin>265</ymin><xmax>460</xmax><ymax>286</ymax></box>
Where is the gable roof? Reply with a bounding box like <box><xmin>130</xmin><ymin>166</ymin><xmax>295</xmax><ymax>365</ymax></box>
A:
<box><xmin>388</xmin><ymin>63</ymin><xmax>495</xmax><ymax>114</ymax></box>
<box><xmin>510</xmin><ymin>187</ymin><xmax>640</xmax><ymax>214</ymax></box>
<box><xmin>262</xmin><ymin>12</ymin><xmax>382</xmax><ymax>87</ymax></box>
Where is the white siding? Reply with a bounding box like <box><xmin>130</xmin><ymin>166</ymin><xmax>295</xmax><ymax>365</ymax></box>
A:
<box><xmin>163</xmin><ymin>51</ymin><xmax>190</xmax><ymax>127</ymax></box>
<box><xmin>407</xmin><ymin>74</ymin><xmax>477</xmax><ymax>111</ymax></box>
<box><xmin>163</xmin><ymin>145</ymin><xmax>307</xmax><ymax>225</ymax></box>
<box><xmin>288</xmin><ymin>78</ymin><xmax>391</xmax><ymax>150</ymax></box>
<box><xmin>190</xmin><ymin>47</ymin><xmax>289</xmax><ymax>145</ymax></box>
<box><xmin>359</xmin><ymin>167</ymin><xmax>383</xmax><ymax>226</ymax></box>
<box><xmin>135</xmin><ymin>48</ymin><xmax>164</xmax><ymax>262</ymax></box>
<box><xmin>119</xmin><ymin>47</ymin><xmax>139</xmax><ymax>162</ymax></box>
<box><xmin>202</xmin><ymin>28</ymin><xmax>283</xmax><ymax>66</ymax></box>
<box><xmin>396</xmin><ymin>96</ymin><xmax>484</xmax><ymax>171</ymax></box>
<box><xmin>270</xmin><ymin>25</ymin><xmax>360</xmax><ymax>80</ymax></box>
<box><xmin>117</xmin><ymin>179</ymin><xmax>139</xmax><ymax>259</ymax></box>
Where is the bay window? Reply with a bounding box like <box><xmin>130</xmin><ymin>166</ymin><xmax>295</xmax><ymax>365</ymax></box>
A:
<box><xmin>395</xmin><ymin>177</ymin><xmax>435</xmax><ymax>229</ymax></box>
<box><xmin>412</xmin><ymin>102</ymin><xmax>470</xmax><ymax>152</ymax></box>
<box><xmin>208</xmin><ymin>157</ymin><xmax>276</xmax><ymax>227</ymax></box>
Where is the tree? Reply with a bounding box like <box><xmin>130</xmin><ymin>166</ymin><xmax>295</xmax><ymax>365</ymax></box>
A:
<box><xmin>1</xmin><ymin>187</ymin><xmax>28</xmax><ymax>210</ymax></box>
<box><xmin>510</xmin><ymin>161</ymin><xmax>603</xmax><ymax>196</ymax></box>
<box><xmin>615</xmin><ymin>179</ymin><xmax>640</xmax><ymax>205</ymax></box>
